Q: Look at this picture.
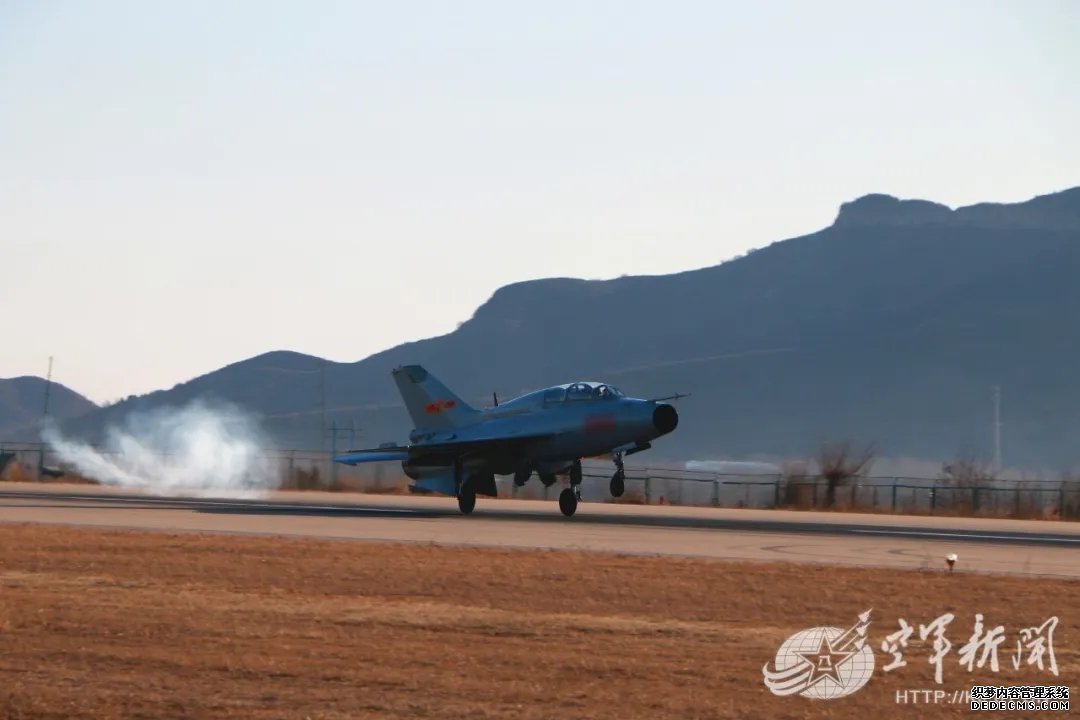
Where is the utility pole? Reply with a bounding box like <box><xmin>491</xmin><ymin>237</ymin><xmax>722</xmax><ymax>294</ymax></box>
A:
<box><xmin>41</xmin><ymin>356</ymin><xmax>54</xmax><ymax>421</ymax></box>
<box><xmin>318</xmin><ymin>360</ymin><xmax>326</xmax><ymax>452</ymax></box>
<box><xmin>39</xmin><ymin>356</ymin><xmax>54</xmax><ymax>481</ymax></box>
<box><xmin>329</xmin><ymin>419</ymin><xmax>337</xmax><ymax>488</ymax></box>
<box><xmin>324</xmin><ymin>420</ymin><xmax>355</xmax><ymax>489</ymax></box>
<box><xmin>992</xmin><ymin>385</ymin><xmax>1002</xmax><ymax>474</ymax></box>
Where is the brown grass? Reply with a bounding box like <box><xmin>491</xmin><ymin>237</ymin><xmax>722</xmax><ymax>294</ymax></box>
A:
<box><xmin>0</xmin><ymin>525</ymin><xmax>1075</xmax><ymax>719</ymax></box>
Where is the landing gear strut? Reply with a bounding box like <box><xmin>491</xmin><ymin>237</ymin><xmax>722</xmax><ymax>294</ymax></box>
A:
<box><xmin>610</xmin><ymin>452</ymin><xmax>625</xmax><ymax>498</ymax></box>
<box><xmin>569</xmin><ymin>459</ymin><xmax>583</xmax><ymax>487</ymax></box>
<box><xmin>452</xmin><ymin>458</ymin><xmax>463</xmax><ymax>496</ymax></box>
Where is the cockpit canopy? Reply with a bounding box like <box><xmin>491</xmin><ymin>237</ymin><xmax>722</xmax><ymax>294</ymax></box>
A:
<box><xmin>543</xmin><ymin>382</ymin><xmax>624</xmax><ymax>403</ymax></box>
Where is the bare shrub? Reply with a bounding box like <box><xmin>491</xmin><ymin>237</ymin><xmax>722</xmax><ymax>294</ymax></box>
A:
<box><xmin>939</xmin><ymin>456</ymin><xmax>995</xmax><ymax>513</ymax></box>
<box><xmin>283</xmin><ymin>465</ymin><xmax>323</xmax><ymax>491</ymax></box>
<box><xmin>1012</xmin><ymin>487</ymin><xmax>1043</xmax><ymax>520</ymax></box>
<box><xmin>1060</xmin><ymin>471</ymin><xmax>1080</xmax><ymax>521</ymax></box>
<box><xmin>940</xmin><ymin>457</ymin><xmax>995</xmax><ymax>485</ymax></box>
<box><xmin>817</xmin><ymin>442</ymin><xmax>875</xmax><ymax>508</ymax></box>
<box><xmin>0</xmin><ymin>451</ymin><xmax>15</xmax><ymax>477</ymax></box>
<box><xmin>779</xmin><ymin>460</ymin><xmax>811</xmax><ymax>507</ymax></box>
<box><xmin>1</xmin><ymin>461</ymin><xmax>31</xmax><ymax>483</ymax></box>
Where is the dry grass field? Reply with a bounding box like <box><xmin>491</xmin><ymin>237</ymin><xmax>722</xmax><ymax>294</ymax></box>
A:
<box><xmin>0</xmin><ymin>524</ymin><xmax>1075</xmax><ymax>719</ymax></box>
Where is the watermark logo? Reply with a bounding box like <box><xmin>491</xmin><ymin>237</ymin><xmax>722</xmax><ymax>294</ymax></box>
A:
<box><xmin>763</xmin><ymin>609</ymin><xmax>1063</xmax><ymax>702</ymax></box>
<box><xmin>763</xmin><ymin>610</ymin><xmax>875</xmax><ymax>699</ymax></box>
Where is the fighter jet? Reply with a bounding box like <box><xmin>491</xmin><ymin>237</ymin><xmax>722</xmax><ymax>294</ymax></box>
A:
<box><xmin>334</xmin><ymin>365</ymin><xmax>681</xmax><ymax>517</ymax></box>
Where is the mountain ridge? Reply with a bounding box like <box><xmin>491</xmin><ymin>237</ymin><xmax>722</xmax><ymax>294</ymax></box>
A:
<box><xmin>834</xmin><ymin>186</ymin><xmax>1080</xmax><ymax>230</ymax></box>
<box><xmin>0</xmin><ymin>377</ymin><xmax>98</xmax><ymax>436</ymax></box>
<box><xmin>28</xmin><ymin>186</ymin><xmax>1080</xmax><ymax>467</ymax></box>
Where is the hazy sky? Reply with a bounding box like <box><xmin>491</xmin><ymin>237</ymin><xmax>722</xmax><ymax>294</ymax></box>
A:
<box><xmin>2</xmin><ymin>1</ymin><xmax>1077</xmax><ymax>403</ymax></box>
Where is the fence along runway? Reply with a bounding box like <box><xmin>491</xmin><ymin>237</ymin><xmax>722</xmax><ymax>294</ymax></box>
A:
<box><xmin>0</xmin><ymin>483</ymin><xmax>1078</xmax><ymax>578</ymax></box>
<box><xmin>5</xmin><ymin>442</ymin><xmax>1077</xmax><ymax>517</ymax></box>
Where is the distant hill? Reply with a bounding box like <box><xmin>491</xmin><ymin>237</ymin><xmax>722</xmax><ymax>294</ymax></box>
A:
<box><xmin>0</xmin><ymin>377</ymin><xmax>97</xmax><ymax>438</ymax></box>
<box><xmin>52</xmin><ymin>186</ymin><xmax>1080</xmax><ymax>468</ymax></box>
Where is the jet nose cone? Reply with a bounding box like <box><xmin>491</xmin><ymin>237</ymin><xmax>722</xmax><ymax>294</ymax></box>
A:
<box><xmin>652</xmin><ymin>403</ymin><xmax>678</xmax><ymax>435</ymax></box>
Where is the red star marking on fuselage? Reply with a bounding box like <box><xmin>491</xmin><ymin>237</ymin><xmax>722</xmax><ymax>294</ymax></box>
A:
<box><xmin>425</xmin><ymin>399</ymin><xmax>457</xmax><ymax>414</ymax></box>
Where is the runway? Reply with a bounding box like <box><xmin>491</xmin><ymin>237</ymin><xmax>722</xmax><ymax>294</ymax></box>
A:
<box><xmin>1</xmin><ymin>482</ymin><xmax>1078</xmax><ymax>577</ymax></box>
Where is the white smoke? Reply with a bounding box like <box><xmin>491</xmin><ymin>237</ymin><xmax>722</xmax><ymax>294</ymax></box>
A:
<box><xmin>42</xmin><ymin>400</ymin><xmax>279</xmax><ymax>497</ymax></box>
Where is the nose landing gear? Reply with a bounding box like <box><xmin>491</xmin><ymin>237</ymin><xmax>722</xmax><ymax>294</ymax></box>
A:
<box><xmin>609</xmin><ymin>452</ymin><xmax>625</xmax><ymax>498</ymax></box>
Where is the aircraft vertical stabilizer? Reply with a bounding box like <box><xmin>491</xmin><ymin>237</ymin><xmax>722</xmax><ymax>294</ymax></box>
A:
<box><xmin>392</xmin><ymin>365</ymin><xmax>479</xmax><ymax>431</ymax></box>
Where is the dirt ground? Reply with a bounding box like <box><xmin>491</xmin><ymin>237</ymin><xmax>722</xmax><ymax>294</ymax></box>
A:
<box><xmin>0</xmin><ymin>525</ymin><xmax>1075</xmax><ymax>719</ymax></box>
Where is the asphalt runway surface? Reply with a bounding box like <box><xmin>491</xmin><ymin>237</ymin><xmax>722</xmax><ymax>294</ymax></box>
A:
<box><xmin>1</xmin><ymin>482</ymin><xmax>1078</xmax><ymax>577</ymax></box>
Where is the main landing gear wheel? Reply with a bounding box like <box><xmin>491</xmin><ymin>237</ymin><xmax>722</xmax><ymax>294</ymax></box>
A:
<box><xmin>558</xmin><ymin>487</ymin><xmax>578</xmax><ymax>517</ymax></box>
<box><xmin>455</xmin><ymin>462</ymin><xmax>474</xmax><ymax>515</ymax></box>
<box><xmin>610</xmin><ymin>469</ymin><xmax>625</xmax><ymax>498</ymax></box>
<box><xmin>457</xmin><ymin>485</ymin><xmax>476</xmax><ymax>514</ymax></box>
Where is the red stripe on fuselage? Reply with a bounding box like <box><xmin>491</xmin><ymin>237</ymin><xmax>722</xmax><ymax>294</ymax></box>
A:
<box><xmin>584</xmin><ymin>414</ymin><xmax>617</xmax><ymax>433</ymax></box>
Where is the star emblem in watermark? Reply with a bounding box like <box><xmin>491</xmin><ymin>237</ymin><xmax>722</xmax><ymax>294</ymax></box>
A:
<box><xmin>795</xmin><ymin>634</ymin><xmax>856</xmax><ymax>688</ymax></box>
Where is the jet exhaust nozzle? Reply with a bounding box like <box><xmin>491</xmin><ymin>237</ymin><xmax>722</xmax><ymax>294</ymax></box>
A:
<box><xmin>653</xmin><ymin>403</ymin><xmax>678</xmax><ymax>435</ymax></box>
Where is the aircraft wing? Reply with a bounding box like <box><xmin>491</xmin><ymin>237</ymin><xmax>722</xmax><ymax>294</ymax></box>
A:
<box><xmin>418</xmin><ymin>431</ymin><xmax>553</xmax><ymax>451</ymax></box>
<box><xmin>333</xmin><ymin>432</ymin><xmax>555</xmax><ymax>465</ymax></box>
<box><xmin>333</xmin><ymin>447</ymin><xmax>410</xmax><ymax>465</ymax></box>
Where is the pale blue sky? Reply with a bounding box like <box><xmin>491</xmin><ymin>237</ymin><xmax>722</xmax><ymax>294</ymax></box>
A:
<box><xmin>2</xmin><ymin>1</ymin><xmax>1077</xmax><ymax>403</ymax></box>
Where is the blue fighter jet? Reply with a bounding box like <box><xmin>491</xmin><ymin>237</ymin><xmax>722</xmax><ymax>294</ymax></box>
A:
<box><xmin>334</xmin><ymin>365</ymin><xmax>681</xmax><ymax>517</ymax></box>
